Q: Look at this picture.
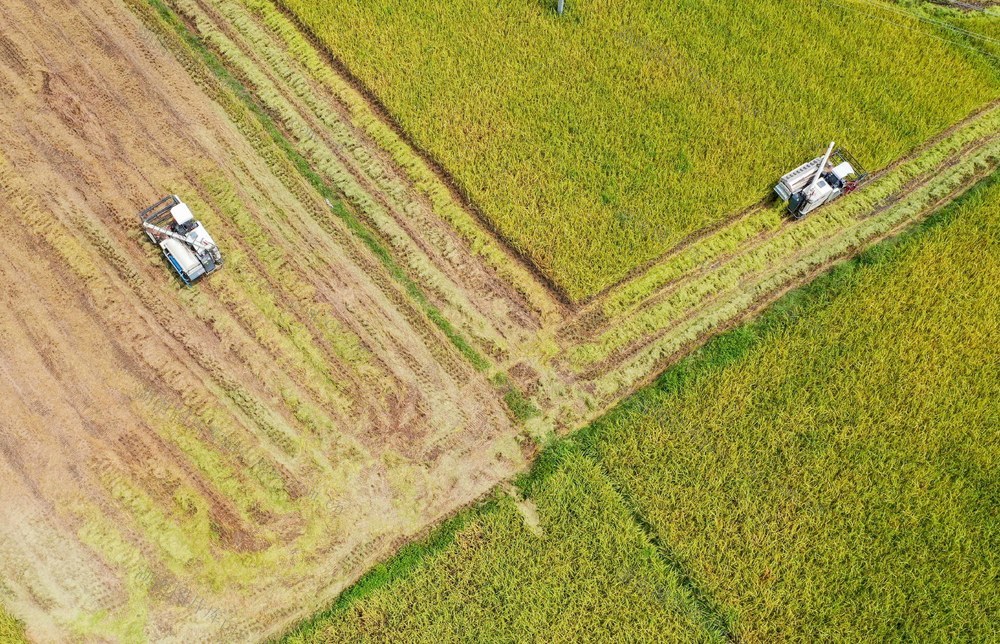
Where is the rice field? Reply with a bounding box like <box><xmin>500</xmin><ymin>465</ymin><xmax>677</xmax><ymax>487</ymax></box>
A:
<box><xmin>280</xmin><ymin>0</ymin><xmax>1000</xmax><ymax>300</ymax></box>
<box><xmin>4</xmin><ymin>0</ymin><xmax>998</xmax><ymax>638</ymax></box>
<box><xmin>283</xmin><ymin>171</ymin><xmax>1000</xmax><ymax>641</ymax></box>
<box><xmin>588</xmin><ymin>179</ymin><xmax>1000</xmax><ymax>639</ymax></box>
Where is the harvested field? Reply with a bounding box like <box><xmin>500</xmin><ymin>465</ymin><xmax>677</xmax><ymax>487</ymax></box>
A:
<box><xmin>0</xmin><ymin>0</ymin><xmax>532</xmax><ymax>639</ymax></box>
<box><xmin>281</xmin><ymin>0</ymin><xmax>1000</xmax><ymax>300</ymax></box>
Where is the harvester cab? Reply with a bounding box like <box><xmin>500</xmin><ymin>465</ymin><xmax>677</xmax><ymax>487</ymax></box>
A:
<box><xmin>774</xmin><ymin>142</ymin><xmax>868</xmax><ymax>219</ymax></box>
<box><xmin>138</xmin><ymin>195</ymin><xmax>222</xmax><ymax>285</ymax></box>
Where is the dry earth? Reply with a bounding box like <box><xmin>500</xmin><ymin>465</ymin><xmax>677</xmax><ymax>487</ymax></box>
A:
<box><xmin>0</xmin><ymin>0</ymin><xmax>528</xmax><ymax>640</ymax></box>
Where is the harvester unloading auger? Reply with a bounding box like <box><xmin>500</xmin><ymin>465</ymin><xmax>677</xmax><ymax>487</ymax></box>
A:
<box><xmin>775</xmin><ymin>142</ymin><xmax>868</xmax><ymax>219</ymax></box>
<box><xmin>138</xmin><ymin>195</ymin><xmax>222</xmax><ymax>285</ymax></box>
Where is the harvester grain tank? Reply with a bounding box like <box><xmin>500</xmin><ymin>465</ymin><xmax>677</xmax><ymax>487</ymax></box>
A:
<box><xmin>138</xmin><ymin>195</ymin><xmax>222</xmax><ymax>285</ymax></box>
<box><xmin>775</xmin><ymin>142</ymin><xmax>868</xmax><ymax>219</ymax></box>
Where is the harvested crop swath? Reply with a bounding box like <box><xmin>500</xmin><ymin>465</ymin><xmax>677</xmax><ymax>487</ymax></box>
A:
<box><xmin>0</xmin><ymin>0</ymin><xmax>526</xmax><ymax>639</ymax></box>
<box><xmin>281</xmin><ymin>0</ymin><xmax>1000</xmax><ymax>300</ymax></box>
<box><xmin>284</xmin><ymin>453</ymin><xmax>723</xmax><ymax>642</ymax></box>
<box><xmin>588</xmin><ymin>177</ymin><xmax>1000</xmax><ymax>639</ymax></box>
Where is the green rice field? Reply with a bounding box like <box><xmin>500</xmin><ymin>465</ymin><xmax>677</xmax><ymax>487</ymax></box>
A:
<box><xmin>283</xmin><ymin>171</ymin><xmax>1000</xmax><ymax>641</ymax></box>
<box><xmin>281</xmin><ymin>0</ymin><xmax>1000</xmax><ymax>300</ymax></box>
<box><xmin>0</xmin><ymin>605</ymin><xmax>26</xmax><ymax>643</ymax></box>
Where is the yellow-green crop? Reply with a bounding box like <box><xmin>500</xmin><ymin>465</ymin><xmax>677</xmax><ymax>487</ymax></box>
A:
<box><xmin>280</xmin><ymin>0</ymin><xmax>999</xmax><ymax>300</ymax></box>
<box><xmin>283</xmin><ymin>454</ymin><xmax>724</xmax><ymax>642</ymax></box>
<box><xmin>0</xmin><ymin>604</ymin><xmax>27</xmax><ymax>643</ymax></box>
<box><xmin>588</xmin><ymin>175</ymin><xmax>1000</xmax><ymax>639</ymax></box>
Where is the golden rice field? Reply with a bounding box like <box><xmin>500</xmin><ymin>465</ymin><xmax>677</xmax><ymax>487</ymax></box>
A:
<box><xmin>283</xmin><ymin>170</ymin><xmax>1000</xmax><ymax>641</ymax></box>
<box><xmin>280</xmin><ymin>0</ymin><xmax>1000</xmax><ymax>300</ymax></box>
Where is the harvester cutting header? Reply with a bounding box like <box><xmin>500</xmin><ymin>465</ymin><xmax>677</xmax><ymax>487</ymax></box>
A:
<box><xmin>139</xmin><ymin>195</ymin><xmax>222</xmax><ymax>285</ymax></box>
<box><xmin>775</xmin><ymin>142</ymin><xmax>868</xmax><ymax>219</ymax></box>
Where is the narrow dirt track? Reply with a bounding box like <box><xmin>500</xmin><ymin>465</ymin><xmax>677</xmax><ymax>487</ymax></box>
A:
<box><xmin>0</xmin><ymin>0</ymin><xmax>525</xmax><ymax>640</ymax></box>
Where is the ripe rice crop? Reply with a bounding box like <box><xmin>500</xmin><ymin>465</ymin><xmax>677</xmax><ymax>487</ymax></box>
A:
<box><xmin>588</xmin><ymin>175</ymin><xmax>1000</xmax><ymax>639</ymax></box>
<box><xmin>280</xmin><ymin>0</ymin><xmax>999</xmax><ymax>300</ymax></box>
<box><xmin>283</xmin><ymin>453</ymin><xmax>723</xmax><ymax>642</ymax></box>
<box><xmin>909</xmin><ymin>1</ymin><xmax>1000</xmax><ymax>59</ymax></box>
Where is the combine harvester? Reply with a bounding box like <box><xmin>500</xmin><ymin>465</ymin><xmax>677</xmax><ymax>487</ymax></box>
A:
<box><xmin>138</xmin><ymin>195</ymin><xmax>222</xmax><ymax>285</ymax></box>
<box><xmin>775</xmin><ymin>142</ymin><xmax>868</xmax><ymax>219</ymax></box>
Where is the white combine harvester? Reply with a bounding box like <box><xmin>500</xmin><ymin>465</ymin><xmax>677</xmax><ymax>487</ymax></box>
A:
<box><xmin>138</xmin><ymin>195</ymin><xmax>222</xmax><ymax>285</ymax></box>
<box><xmin>774</xmin><ymin>142</ymin><xmax>868</xmax><ymax>219</ymax></box>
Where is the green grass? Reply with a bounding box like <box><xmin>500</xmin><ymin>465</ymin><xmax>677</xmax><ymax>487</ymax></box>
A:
<box><xmin>280</xmin><ymin>0</ymin><xmax>999</xmax><ymax>300</ymax></box>
<box><xmin>283</xmin><ymin>173</ymin><xmax>1000</xmax><ymax>641</ymax></box>
<box><xmin>0</xmin><ymin>604</ymin><xmax>27</xmax><ymax>643</ymax></box>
